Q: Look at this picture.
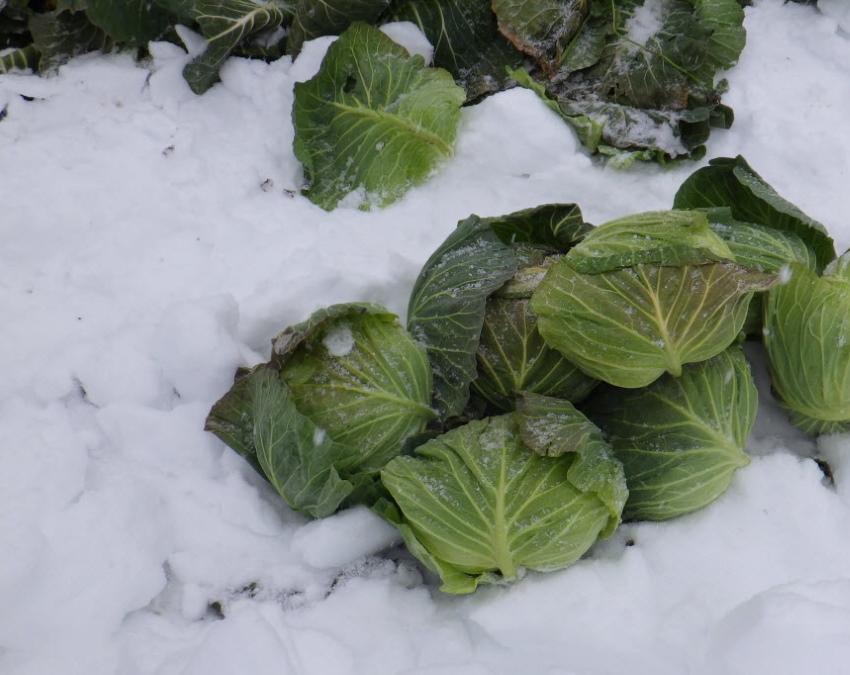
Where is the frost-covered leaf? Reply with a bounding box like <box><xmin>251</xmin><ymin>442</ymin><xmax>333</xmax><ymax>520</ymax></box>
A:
<box><xmin>408</xmin><ymin>215</ymin><xmax>518</xmax><ymax>420</ymax></box>
<box><xmin>565</xmin><ymin>210</ymin><xmax>733</xmax><ymax>274</ymax></box>
<box><xmin>276</xmin><ymin>304</ymin><xmax>436</xmax><ymax>473</ymax></box>
<box><xmin>520</xmin><ymin>0</ymin><xmax>745</xmax><ymax>160</ymax></box>
<box><xmin>764</xmin><ymin>254</ymin><xmax>850</xmax><ymax>436</ymax></box>
<box><xmin>704</xmin><ymin>207</ymin><xmax>817</xmax><ymax>335</ymax></box>
<box><xmin>586</xmin><ymin>347</ymin><xmax>754</xmax><ymax>520</ymax></box>
<box><xmin>287</xmin><ymin>0</ymin><xmax>389</xmax><ymax>57</ymax></box>
<box><xmin>705</xmin><ymin>207</ymin><xmax>818</xmax><ymax>274</ymax></box>
<box><xmin>86</xmin><ymin>0</ymin><xmax>173</xmax><ymax>45</ymax></box>
<box><xmin>390</xmin><ymin>0</ymin><xmax>524</xmax><ymax>101</ymax></box>
<box><xmin>183</xmin><ymin>0</ymin><xmax>291</xmax><ymax>95</ymax></box>
<box><xmin>292</xmin><ymin>22</ymin><xmax>464</xmax><ymax>210</ymax></box>
<box><xmin>409</xmin><ymin>204</ymin><xmax>589</xmax><ymax>419</ymax></box>
<box><xmin>517</xmin><ymin>393</ymin><xmax>626</xmax><ymax>532</ymax></box>
<box><xmin>532</xmin><ymin>260</ymin><xmax>776</xmax><ymax>388</ymax></box>
<box><xmin>380</xmin><ymin>413</ymin><xmax>623</xmax><ymax>593</ymax></box>
<box><xmin>674</xmin><ymin>155</ymin><xmax>835</xmax><ymax>271</ymax></box>
<box><xmin>29</xmin><ymin>10</ymin><xmax>110</xmax><ymax>71</ymax></box>
<box><xmin>492</xmin><ymin>0</ymin><xmax>587</xmax><ymax>74</ymax></box>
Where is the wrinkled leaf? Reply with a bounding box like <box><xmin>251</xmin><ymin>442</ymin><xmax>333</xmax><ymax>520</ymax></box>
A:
<box><xmin>86</xmin><ymin>0</ymin><xmax>174</xmax><ymax>45</ymax></box>
<box><xmin>390</xmin><ymin>0</ymin><xmax>524</xmax><ymax>101</ymax></box>
<box><xmin>277</xmin><ymin>304</ymin><xmax>436</xmax><ymax>473</ymax></box>
<box><xmin>486</xmin><ymin>202</ymin><xmax>591</xmax><ymax>249</ymax></box>
<box><xmin>287</xmin><ymin>0</ymin><xmax>389</xmax><ymax>57</ymax></box>
<box><xmin>673</xmin><ymin>155</ymin><xmax>835</xmax><ymax>271</ymax></box>
<box><xmin>381</xmin><ymin>413</ymin><xmax>623</xmax><ymax>593</ymax></box>
<box><xmin>517</xmin><ymin>392</ymin><xmax>626</xmax><ymax>531</ymax></box>
<box><xmin>532</xmin><ymin>260</ymin><xmax>776</xmax><ymax>388</ymax></box>
<box><xmin>764</xmin><ymin>255</ymin><xmax>850</xmax><ymax>435</ymax></box>
<box><xmin>586</xmin><ymin>347</ymin><xmax>754</xmax><ymax>520</ymax></box>
<box><xmin>492</xmin><ymin>0</ymin><xmax>587</xmax><ymax>74</ymax></box>
<box><xmin>532</xmin><ymin>0</ymin><xmax>745</xmax><ymax>160</ymax></box>
<box><xmin>292</xmin><ymin>22</ymin><xmax>464</xmax><ymax>210</ymax></box>
<box><xmin>473</xmin><ymin>293</ymin><xmax>597</xmax><ymax>411</ymax></box>
<box><xmin>408</xmin><ymin>215</ymin><xmax>518</xmax><ymax>420</ymax></box>
<box><xmin>566</xmin><ymin>210</ymin><xmax>733</xmax><ymax>274</ymax></box>
<box><xmin>183</xmin><ymin>0</ymin><xmax>290</xmax><ymax>95</ymax></box>
<box><xmin>29</xmin><ymin>10</ymin><xmax>110</xmax><ymax>71</ymax></box>
<box><xmin>251</xmin><ymin>368</ymin><xmax>356</xmax><ymax>517</ymax></box>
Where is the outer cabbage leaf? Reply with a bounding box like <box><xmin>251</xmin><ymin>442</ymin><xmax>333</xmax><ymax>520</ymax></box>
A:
<box><xmin>472</xmin><ymin>265</ymin><xmax>597</xmax><ymax>411</ymax></box>
<box><xmin>673</xmin><ymin>155</ymin><xmax>835</xmax><ymax>271</ymax></box>
<box><xmin>390</xmin><ymin>0</ymin><xmax>524</xmax><ymax>101</ymax></box>
<box><xmin>86</xmin><ymin>0</ymin><xmax>174</xmax><ymax>45</ymax></box>
<box><xmin>517</xmin><ymin>392</ymin><xmax>626</xmax><ymax>532</ymax></box>
<box><xmin>491</xmin><ymin>0</ymin><xmax>587</xmax><ymax>75</ymax></box>
<box><xmin>183</xmin><ymin>0</ymin><xmax>291</xmax><ymax>95</ymax></box>
<box><xmin>273</xmin><ymin>304</ymin><xmax>435</xmax><ymax>473</ymax></box>
<box><xmin>764</xmin><ymin>255</ymin><xmax>850</xmax><ymax>435</ymax></box>
<box><xmin>526</xmin><ymin>0</ymin><xmax>745</xmax><ymax>160</ymax></box>
<box><xmin>287</xmin><ymin>0</ymin><xmax>389</xmax><ymax>57</ymax></box>
<box><xmin>408</xmin><ymin>204</ymin><xmax>589</xmax><ymax>420</ymax></box>
<box><xmin>219</xmin><ymin>367</ymin><xmax>355</xmax><ymax>517</ymax></box>
<box><xmin>292</xmin><ymin>22</ymin><xmax>464</xmax><ymax>210</ymax></box>
<box><xmin>206</xmin><ymin>303</ymin><xmax>434</xmax><ymax>515</ymax></box>
<box><xmin>532</xmin><ymin>260</ymin><xmax>776</xmax><ymax>388</ymax></box>
<box><xmin>486</xmin><ymin>202</ymin><xmax>591</xmax><ymax>249</ymax></box>
<box><xmin>704</xmin><ymin>207</ymin><xmax>818</xmax><ymax>336</ymax></box>
<box><xmin>380</xmin><ymin>413</ymin><xmax>624</xmax><ymax>593</ymax></box>
<box><xmin>586</xmin><ymin>347</ymin><xmax>754</xmax><ymax>520</ymax></box>
<box><xmin>29</xmin><ymin>10</ymin><xmax>109</xmax><ymax>71</ymax></box>
<box><xmin>566</xmin><ymin>210</ymin><xmax>733</xmax><ymax>273</ymax></box>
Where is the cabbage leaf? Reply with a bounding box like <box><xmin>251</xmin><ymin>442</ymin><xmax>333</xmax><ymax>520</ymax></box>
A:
<box><xmin>565</xmin><ymin>210</ymin><xmax>733</xmax><ymax>273</ymax></box>
<box><xmin>292</xmin><ymin>22</ymin><xmax>464</xmax><ymax>210</ymax></box>
<box><xmin>206</xmin><ymin>303</ymin><xmax>434</xmax><ymax>515</ymax></box>
<box><xmin>532</xmin><ymin>259</ymin><xmax>775</xmax><ymax>388</ymax></box>
<box><xmin>408</xmin><ymin>204</ymin><xmax>590</xmax><ymax>420</ymax></box>
<box><xmin>586</xmin><ymin>347</ymin><xmax>755</xmax><ymax>520</ymax></box>
<box><xmin>390</xmin><ymin>0</ymin><xmax>524</xmax><ymax>101</ymax></box>
<box><xmin>286</xmin><ymin>0</ymin><xmax>389</xmax><ymax>57</ymax></box>
<box><xmin>764</xmin><ymin>254</ymin><xmax>850</xmax><ymax>435</ymax></box>
<box><xmin>182</xmin><ymin>0</ymin><xmax>291</xmax><ymax>95</ymax></box>
<box><xmin>673</xmin><ymin>155</ymin><xmax>835</xmax><ymax>271</ymax></box>
<box><xmin>380</xmin><ymin>411</ymin><xmax>625</xmax><ymax>593</ymax></box>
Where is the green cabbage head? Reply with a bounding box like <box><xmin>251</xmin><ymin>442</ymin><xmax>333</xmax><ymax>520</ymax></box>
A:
<box><xmin>379</xmin><ymin>394</ymin><xmax>626</xmax><ymax>593</ymax></box>
<box><xmin>206</xmin><ymin>304</ymin><xmax>435</xmax><ymax>517</ymax></box>
<box><xmin>764</xmin><ymin>253</ymin><xmax>850</xmax><ymax>435</ymax></box>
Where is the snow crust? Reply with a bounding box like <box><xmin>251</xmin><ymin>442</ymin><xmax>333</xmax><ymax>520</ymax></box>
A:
<box><xmin>1</xmin><ymin>2</ymin><xmax>850</xmax><ymax>674</ymax></box>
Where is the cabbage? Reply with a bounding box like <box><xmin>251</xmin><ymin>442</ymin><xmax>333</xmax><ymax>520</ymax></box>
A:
<box><xmin>586</xmin><ymin>347</ymin><xmax>755</xmax><ymax>521</ymax></box>
<box><xmin>764</xmin><ymin>253</ymin><xmax>850</xmax><ymax>435</ymax></box>
<box><xmin>379</xmin><ymin>397</ymin><xmax>626</xmax><ymax>593</ymax></box>
<box><xmin>532</xmin><ymin>210</ymin><xmax>777</xmax><ymax>388</ymax></box>
<box><xmin>407</xmin><ymin>204</ymin><xmax>596</xmax><ymax>420</ymax></box>
<box><xmin>206</xmin><ymin>303</ymin><xmax>435</xmax><ymax>517</ymax></box>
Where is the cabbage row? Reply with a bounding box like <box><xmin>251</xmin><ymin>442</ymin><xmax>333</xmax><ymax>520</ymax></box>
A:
<box><xmin>2</xmin><ymin>0</ymin><xmax>753</xmax><ymax>208</ymax></box>
<box><xmin>206</xmin><ymin>155</ymin><xmax>846</xmax><ymax>593</ymax></box>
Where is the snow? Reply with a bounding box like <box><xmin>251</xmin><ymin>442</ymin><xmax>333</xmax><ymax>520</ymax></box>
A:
<box><xmin>1</xmin><ymin>1</ymin><xmax>850</xmax><ymax>674</ymax></box>
<box><xmin>625</xmin><ymin>0</ymin><xmax>665</xmax><ymax>46</ymax></box>
<box><xmin>322</xmin><ymin>324</ymin><xmax>355</xmax><ymax>357</ymax></box>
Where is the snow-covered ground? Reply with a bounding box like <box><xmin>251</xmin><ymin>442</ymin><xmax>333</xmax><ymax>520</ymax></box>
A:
<box><xmin>2</xmin><ymin>1</ymin><xmax>850</xmax><ymax>673</ymax></box>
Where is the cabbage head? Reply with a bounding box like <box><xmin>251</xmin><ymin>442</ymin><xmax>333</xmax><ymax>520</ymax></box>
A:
<box><xmin>379</xmin><ymin>395</ymin><xmax>626</xmax><ymax>594</ymax></box>
<box><xmin>586</xmin><ymin>347</ymin><xmax>755</xmax><ymax>521</ymax></box>
<box><xmin>408</xmin><ymin>204</ymin><xmax>597</xmax><ymax>420</ymax></box>
<box><xmin>764</xmin><ymin>253</ymin><xmax>850</xmax><ymax>435</ymax></box>
<box><xmin>532</xmin><ymin>210</ymin><xmax>777</xmax><ymax>388</ymax></box>
<box><xmin>206</xmin><ymin>303</ymin><xmax>435</xmax><ymax>517</ymax></box>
